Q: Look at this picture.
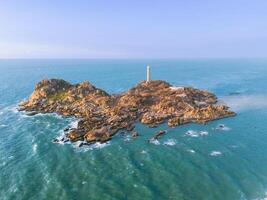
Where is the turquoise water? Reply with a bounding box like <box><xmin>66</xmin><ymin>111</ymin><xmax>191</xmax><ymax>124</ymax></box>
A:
<box><xmin>1</xmin><ymin>59</ymin><xmax>267</xmax><ymax>200</ymax></box>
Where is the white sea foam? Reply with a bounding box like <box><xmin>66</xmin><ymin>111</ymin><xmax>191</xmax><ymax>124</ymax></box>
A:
<box><xmin>0</xmin><ymin>105</ymin><xmax>18</xmax><ymax>114</ymax></box>
<box><xmin>214</xmin><ymin>124</ymin><xmax>231</xmax><ymax>131</ymax></box>
<box><xmin>0</xmin><ymin>124</ymin><xmax>7</xmax><ymax>127</ymax></box>
<box><xmin>185</xmin><ymin>130</ymin><xmax>209</xmax><ymax>137</ymax></box>
<box><xmin>32</xmin><ymin>144</ymin><xmax>37</xmax><ymax>154</ymax></box>
<box><xmin>187</xmin><ymin>149</ymin><xmax>196</xmax><ymax>153</ymax></box>
<box><xmin>93</xmin><ymin>142</ymin><xmax>110</xmax><ymax>149</ymax></box>
<box><xmin>43</xmin><ymin>173</ymin><xmax>51</xmax><ymax>184</ymax></box>
<box><xmin>0</xmin><ymin>161</ymin><xmax>6</xmax><ymax>167</ymax></box>
<box><xmin>51</xmin><ymin>113</ymin><xmax>64</xmax><ymax>119</ymax></box>
<box><xmin>141</xmin><ymin>150</ymin><xmax>147</xmax><ymax>154</ymax></box>
<box><xmin>9</xmin><ymin>105</ymin><xmax>19</xmax><ymax>113</ymax></box>
<box><xmin>199</xmin><ymin>131</ymin><xmax>208</xmax><ymax>136</ymax></box>
<box><xmin>185</xmin><ymin>130</ymin><xmax>199</xmax><ymax>137</ymax></box>
<box><xmin>210</xmin><ymin>151</ymin><xmax>222</xmax><ymax>156</ymax></box>
<box><xmin>72</xmin><ymin>141</ymin><xmax>84</xmax><ymax>148</ymax></box>
<box><xmin>222</xmin><ymin>95</ymin><xmax>267</xmax><ymax>112</ymax></box>
<box><xmin>163</xmin><ymin>139</ymin><xmax>176</xmax><ymax>146</ymax></box>
<box><xmin>221</xmin><ymin>126</ymin><xmax>230</xmax><ymax>131</ymax></box>
<box><xmin>54</xmin><ymin>130</ymin><xmax>70</xmax><ymax>145</ymax></box>
<box><xmin>69</xmin><ymin>120</ymin><xmax>79</xmax><ymax>129</ymax></box>
<box><xmin>124</xmin><ymin>135</ymin><xmax>131</xmax><ymax>142</ymax></box>
<box><xmin>150</xmin><ymin>139</ymin><xmax>160</xmax><ymax>145</ymax></box>
<box><xmin>74</xmin><ymin>141</ymin><xmax>111</xmax><ymax>152</ymax></box>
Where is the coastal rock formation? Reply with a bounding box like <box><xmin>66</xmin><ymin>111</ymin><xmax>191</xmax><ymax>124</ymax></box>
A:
<box><xmin>19</xmin><ymin>79</ymin><xmax>236</xmax><ymax>144</ymax></box>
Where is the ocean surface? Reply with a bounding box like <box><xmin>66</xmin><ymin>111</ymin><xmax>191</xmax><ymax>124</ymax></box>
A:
<box><xmin>1</xmin><ymin>59</ymin><xmax>267</xmax><ymax>200</ymax></box>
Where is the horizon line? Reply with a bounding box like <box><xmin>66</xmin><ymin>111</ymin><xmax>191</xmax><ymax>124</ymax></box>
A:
<box><xmin>0</xmin><ymin>57</ymin><xmax>267</xmax><ymax>60</ymax></box>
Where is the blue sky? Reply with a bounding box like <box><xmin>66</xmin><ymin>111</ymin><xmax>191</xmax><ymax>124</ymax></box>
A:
<box><xmin>0</xmin><ymin>0</ymin><xmax>267</xmax><ymax>58</ymax></box>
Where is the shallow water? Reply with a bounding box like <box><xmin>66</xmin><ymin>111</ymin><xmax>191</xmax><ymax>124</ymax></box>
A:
<box><xmin>1</xmin><ymin>59</ymin><xmax>267</xmax><ymax>200</ymax></box>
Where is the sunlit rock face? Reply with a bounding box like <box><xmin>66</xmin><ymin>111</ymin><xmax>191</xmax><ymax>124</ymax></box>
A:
<box><xmin>19</xmin><ymin>79</ymin><xmax>236</xmax><ymax>143</ymax></box>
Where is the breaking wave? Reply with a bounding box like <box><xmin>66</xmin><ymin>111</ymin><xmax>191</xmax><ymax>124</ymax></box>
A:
<box><xmin>210</xmin><ymin>151</ymin><xmax>222</xmax><ymax>156</ymax></box>
<box><xmin>69</xmin><ymin>119</ymin><xmax>79</xmax><ymax>129</ymax></box>
<box><xmin>150</xmin><ymin>139</ymin><xmax>160</xmax><ymax>145</ymax></box>
<box><xmin>73</xmin><ymin>141</ymin><xmax>111</xmax><ymax>152</ymax></box>
<box><xmin>187</xmin><ymin>149</ymin><xmax>196</xmax><ymax>153</ymax></box>
<box><xmin>163</xmin><ymin>139</ymin><xmax>176</xmax><ymax>146</ymax></box>
<box><xmin>185</xmin><ymin>130</ymin><xmax>209</xmax><ymax>137</ymax></box>
<box><xmin>213</xmin><ymin>124</ymin><xmax>231</xmax><ymax>131</ymax></box>
<box><xmin>32</xmin><ymin>144</ymin><xmax>38</xmax><ymax>154</ymax></box>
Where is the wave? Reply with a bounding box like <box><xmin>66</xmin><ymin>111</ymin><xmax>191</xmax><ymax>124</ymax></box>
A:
<box><xmin>9</xmin><ymin>105</ymin><xmax>19</xmax><ymax>114</ymax></box>
<box><xmin>141</xmin><ymin>150</ymin><xmax>147</xmax><ymax>154</ymax></box>
<box><xmin>32</xmin><ymin>143</ymin><xmax>37</xmax><ymax>154</ymax></box>
<box><xmin>0</xmin><ymin>161</ymin><xmax>6</xmax><ymax>167</ymax></box>
<box><xmin>124</xmin><ymin>135</ymin><xmax>131</xmax><ymax>142</ymax></box>
<box><xmin>221</xmin><ymin>95</ymin><xmax>267</xmax><ymax>112</ymax></box>
<box><xmin>187</xmin><ymin>149</ymin><xmax>196</xmax><ymax>153</ymax></box>
<box><xmin>73</xmin><ymin>141</ymin><xmax>111</xmax><ymax>152</ymax></box>
<box><xmin>185</xmin><ymin>130</ymin><xmax>209</xmax><ymax>137</ymax></box>
<box><xmin>185</xmin><ymin>130</ymin><xmax>199</xmax><ymax>137</ymax></box>
<box><xmin>210</xmin><ymin>151</ymin><xmax>222</xmax><ymax>156</ymax></box>
<box><xmin>53</xmin><ymin>130</ymin><xmax>70</xmax><ymax>145</ymax></box>
<box><xmin>199</xmin><ymin>131</ymin><xmax>208</xmax><ymax>136</ymax></box>
<box><xmin>0</xmin><ymin>104</ymin><xmax>19</xmax><ymax>115</ymax></box>
<box><xmin>163</xmin><ymin>139</ymin><xmax>176</xmax><ymax>146</ymax></box>
<box><xmin>69</xmin><ymin>119</ymin><xmax>79</xmax><ymax>129</ymax></box>
<box><xmin>213</xmin><ymin>124</ymin><xmax>231</xmax><ymax>131</ymax></box>
<box><xmin>93</xmin><ymin>142</ymin><xmax>110</xmax><ymax>149</ymax></box>
<box><xmin>150</xmin><ymin>139</ymin><xmax>160</xmax><ymax>145</ymax></box>
<box><xmin>82</xmin><ymin>181</ymin><xmax>87</xmax><ymax>185</ymax></box>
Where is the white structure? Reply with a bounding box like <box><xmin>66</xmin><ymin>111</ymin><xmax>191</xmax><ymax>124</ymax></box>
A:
<box><xmin>146</xmin><ymin>65</ymin><xmax>150</xmax><ymax>82</ymax></box>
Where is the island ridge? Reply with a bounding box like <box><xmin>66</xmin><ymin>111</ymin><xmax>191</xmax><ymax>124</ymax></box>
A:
<box><xmin>19</xmin><ymin>77</ymin><xmax>235</xmax><ymax>144</ymax></box>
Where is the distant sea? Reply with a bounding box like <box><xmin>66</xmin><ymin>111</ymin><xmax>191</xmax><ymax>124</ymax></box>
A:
<box><xmin>1</xmin><ymin>59</ymin><xmax>267</xmax><ymax>200</ymax></box>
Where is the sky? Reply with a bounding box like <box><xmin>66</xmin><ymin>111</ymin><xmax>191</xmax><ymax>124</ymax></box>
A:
<box><xmin>0</xmin><ymin>0</ymin><xmax>267</xmax><ymax>58</ymax></box>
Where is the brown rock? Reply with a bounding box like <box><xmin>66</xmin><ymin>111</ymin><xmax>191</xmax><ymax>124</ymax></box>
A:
<box><xmin>20</xmin><ymin>78</ymin><xmax>236</xmax><ymax>144</ymax></box>
<box><xmin>84</xmin><ymin>126</ymin><xmax>111</xmax><ymax>143</ymax></box>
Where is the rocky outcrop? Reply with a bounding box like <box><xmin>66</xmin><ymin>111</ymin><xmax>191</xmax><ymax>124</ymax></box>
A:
<box><xmin>19</xmin><ymin>79</ymin><xmax>236</xmax><ymax>144</ymax></box>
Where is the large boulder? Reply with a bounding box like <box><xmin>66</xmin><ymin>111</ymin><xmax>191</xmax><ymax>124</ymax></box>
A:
<box><xmin>84</xmin><ymin>126</ymin><xmax>112</xmax><ymax>143</ymax></box>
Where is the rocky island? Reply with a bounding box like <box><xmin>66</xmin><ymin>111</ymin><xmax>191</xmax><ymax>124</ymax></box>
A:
<box><xmin>19</xmin><ymin>76</ymin><xmax>235</xmax><ymax>144</ymax></box>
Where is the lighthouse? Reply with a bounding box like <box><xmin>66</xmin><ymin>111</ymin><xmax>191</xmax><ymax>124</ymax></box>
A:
<box><xmin>146</xmin><ymin>65</ymin><xmax>150</xmax><ymax>83</ymax></box>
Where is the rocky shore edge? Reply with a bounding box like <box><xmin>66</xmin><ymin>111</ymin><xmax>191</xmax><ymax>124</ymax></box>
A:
<box><xmin>19</xmin><ymin>79</ymin><xmax>236</xmax><ymax>145</ymax></box>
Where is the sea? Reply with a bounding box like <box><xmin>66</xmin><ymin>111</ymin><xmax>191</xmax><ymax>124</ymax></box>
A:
<box><xmin>1</xmin><ymin>59</ymin><xmax>267</xmax><ymax>200</ymax></box>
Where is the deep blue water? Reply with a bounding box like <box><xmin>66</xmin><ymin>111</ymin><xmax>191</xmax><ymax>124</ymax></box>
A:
<box><xmin>1</xmin><ymin>59</ymin><xmax>267</xmax><ymax>200</ymax></box>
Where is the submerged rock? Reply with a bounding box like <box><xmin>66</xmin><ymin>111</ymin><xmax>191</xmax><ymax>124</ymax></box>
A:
<box><xmin>149</xmin><ymin>130</ymin><xmax>166</xmax><ymax>141</ymax></box>
<box><xmin>131</xmin><ymin>131</ymin><xmax>139</xmax><ymax>138</ymax></box>
<box><xmin>19</xmin><ymin>79</ymin><xmax>236</xmax><ymax>144</ymax></box>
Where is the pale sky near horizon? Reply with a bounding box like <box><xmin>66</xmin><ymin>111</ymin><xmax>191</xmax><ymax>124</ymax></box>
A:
<box><xmin>0</xmin><ymin>0</ymin><xmax>267</xmax><ymax>58</ymax></box>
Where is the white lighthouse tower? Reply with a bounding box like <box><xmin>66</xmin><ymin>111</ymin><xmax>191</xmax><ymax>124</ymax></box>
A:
<box><xmin>146</xmin><ymin>65</ymin><xmax>150</xmax><ymax>83</ymax></box>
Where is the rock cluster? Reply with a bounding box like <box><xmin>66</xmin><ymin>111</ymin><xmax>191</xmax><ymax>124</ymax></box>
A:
<box><xmin>19</xmin><ymin>79</ymin><xmax>235</xmax><ymax>144</ymax></box>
